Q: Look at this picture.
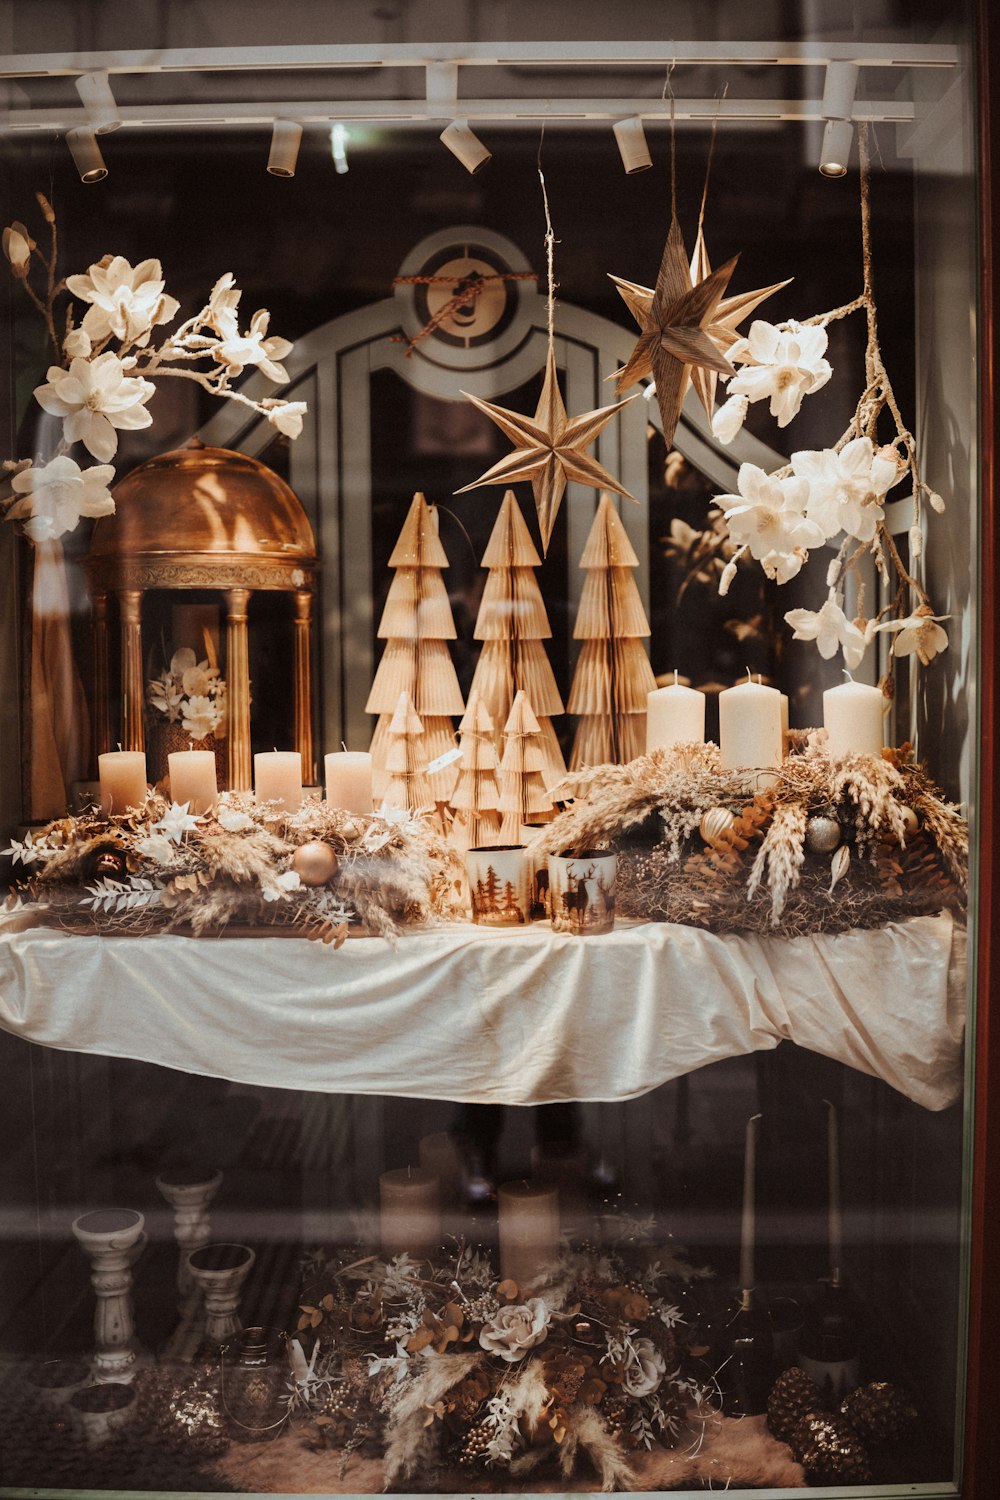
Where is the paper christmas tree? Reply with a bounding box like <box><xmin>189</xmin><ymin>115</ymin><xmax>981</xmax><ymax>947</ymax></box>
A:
<box><xmin>380</xmin><ymin>691</ymin><xmax>435</xmax><ymax>811</ymax></box>
<box><xmin>367</xmin><ymin>492</ymin><xmax>465</xmax><ymax>799</ymax></box>
<box><xmin>468</xmin><ymin>490</ymin><xmax>566</xmax><ymax>786</ymax></box>
<box><xmin>568</xmin><ymin>493</ymin><xmax>657</xmax><ymax>770</ymax></box>
<box><xmin>448</xmin><ymin>691</ymin><xmax>502</xmax><ymax>852</ymax></box>
<box><xmin>498</xmin><ymin>690</ymin><xmax>556</xmax><ymax>842</ymax></box>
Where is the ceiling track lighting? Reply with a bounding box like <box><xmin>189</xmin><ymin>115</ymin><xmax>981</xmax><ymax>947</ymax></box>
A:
<box><xmin>330</xmin><ymin>122</ymin><xmax>349</xmax><ymax>175</ymax></box>
<box><xmin>613</xmin><ymin>116</ymin><xmax>652</xmax><ymax>174</ymax></box>
<box><xmin>818</xmin><ymin>61</ymin><xmax>859</xmax><ymax>177</ymax></box>
<box><xmin>66</xmin><ymin>126</ymin><xmax>108</xmax><ymax>184</ymax></box>
<box><xmin>267</xmin><ymin>119</ymin><xmax>302</xmax><ymax>177</ymax></box>
<box><xmin>439</xmin><ymin>118</ymin><xmax>491</xmax><ymax>174</ymax></box>
<box><xmin>74</xmin><ymin>70</ymin><xmax>122</xmax><ymax>134</ymax></box>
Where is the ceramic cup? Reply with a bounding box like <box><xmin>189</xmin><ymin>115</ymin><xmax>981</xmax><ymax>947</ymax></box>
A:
<box><xmin>467</xmin><ymin>845</ymin><xmax>531</xmax><ymax>926</ymax></box>
<box><xmin>69</xmin><ymin>1381</ymin><xmax>137</xmax><ymax>1447</ymax></box>
<box><xmin>548</xmin><ymin>850</ymin><xmax>617</xmax><ymax>936</ymax></box>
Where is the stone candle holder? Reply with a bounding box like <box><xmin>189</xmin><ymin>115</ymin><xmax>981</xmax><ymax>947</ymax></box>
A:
<box><xmin>155</xmin><ymin>1167</ymin><xmax>223</xmax><ymax>1316</ymax></box>
<box><xmin>185</xmin><ymin>1242</ymin><xmax>255</xmax><ymax>1348</ymax></box>
<box><xmin>71</xmin><ymin>1208</ymin><xmax>146</xmax><ymax>1383</ymax></box>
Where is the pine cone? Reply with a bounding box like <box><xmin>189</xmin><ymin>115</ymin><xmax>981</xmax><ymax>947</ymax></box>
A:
<box><xmin>767</xmin><ymin>1367</ymin><xmax>823</xmax><ymax>1443</ymax></box>
<box><xmin>792</xmin><ymin>1412</ymin><xmax>872</xmax><ymax>1485</ymax></box>
<box><xmin>840</xmin><ymin>1382</ymin><xmax>917</xmax><ymax>1446</ymax></box>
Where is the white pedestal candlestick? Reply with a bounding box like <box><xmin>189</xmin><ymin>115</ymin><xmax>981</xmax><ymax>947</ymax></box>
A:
<box><xmin>185</xmin><ymin>1242</ymin><xmax>255</xmax><ymax>1346</ymax></box>
<box><xmin>498</xmin><ymin>1180</ymin><xmax>560</xmax><ymax>1292</ymax></box>
<box><xmin>254</xmin><ymin>751</ymin><xmax>303</xmax><ymax>811</ymax></box>
<box><xmin>71</xmin><ymin>1208</ymin><xmax>146</xmax><ymax>1382</ymax></box>
<box><xmin>98</xmin><ymin>752</ymin><xmax>148</xmax><ymax>818</ymax></box>
<box><xmin>719</xmin><ymin>679</ymin><xmax>783</xmax><ymax>772</ymax></box>
<box><xmin>823</xmin><ymin>681</ymin><xmax>884</xmax><ymax>759</ymax></box>
<box><xmin>380</xmin><ymin>1167</ymin><xmax>441</xmax><ymax>1260</ymax></box>
<box><xmin>168</xmin><ymin>751</ymin><xmax>218</xmax><ymax>816</ymax></box>
<box><xmin>325</xmin><ymin>750</ymin><xmax>373</xmax><ymax>814</ymax></box>
<box><xmin>646</xmin><ymin>674</ymin><xmax>706</xmax><ymax>754</ymax></box>
<box><xmin>155</xmin><ymin>1168</ymin><xmax>224</xmax><ymax>1314</ymax></box>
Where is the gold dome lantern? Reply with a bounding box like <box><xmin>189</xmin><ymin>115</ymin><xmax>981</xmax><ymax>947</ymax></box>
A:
<box><xmin>88</xmin><ymin>440</ymin><xmax>318</xmax><ymax>790</ymax></box>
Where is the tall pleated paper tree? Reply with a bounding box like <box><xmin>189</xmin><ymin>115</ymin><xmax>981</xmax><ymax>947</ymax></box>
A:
<box><xmin>498</xmin><ymin>690</ymin><xmax>556</xmax><ymax>842</ymax></box>
<box><xmin>568</xmin><ymin>493</ymin><xmax>657</xmax><ymax>770</ymax></box>
<box><xmin>468</xmin><ymin>489</ymin><xmax>566</xmax><ymax>785</ymax></box>
<box><xmin>381</xmin><ymin>691</ymin><xmax>435</xmax><ymax>811</ymax></box>
<box><xmin>367</xmin><ymin>492</ymin><xmax>465</xmax><ymax>800</ymax></box>
<box><xmin>449</xmin><ymin>691</ymin><xmax>502</xmax><ymax>852</ymax></box>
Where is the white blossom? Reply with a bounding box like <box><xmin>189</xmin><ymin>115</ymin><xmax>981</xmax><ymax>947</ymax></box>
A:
<box><xmin>262</xmin><ymin>868</ymin><xmax>302</xmax><ymax>902</ymax></box>
<box><xmin>875</xmin><ymin>608</ymin><xmax>950</xmax><ymax>666</ymax></box>
<box><xmin>479</xmin><ymin>1299</ymin><xmax>550</xmax><ymax>1362</ymax></box>
<box><xmin>2</xmin><ymin>222</ymin><xmax>32</xmax><ymax>274</ymax></box>
<box><xmin>217</xmin><ymin>807</ymin><xmax>254</xmax><ymax>832</ymax></box>
<box><xmin>34</xmin><ymin>352</ymin><xmax>155</xmax><ymax>463</ymax></box>
<box><xmin>792</xmin><ymin>436</ymin><xmax>900</xmax><ymax>543</ymax></box>
<box><xmin>784</xmin><ymin>597</ymin><xmax>870</xmax><ymax>670</ymax></box>
<box><xmin>711</xmin><ymin>393</ymin><xmax>749</xmax><ymax>445</ymax></box>
<box><xmin>63</xmin><ymin>327</ymin><xmax>93</xmax><ymax>359</ymax></box>
<box><xmin>3</xmin><ymin>455</ymin><xmax>115</xmax><ymax>542</ymax></box>
<box><xmin>152</xmin><ymin>801</ymin><xmax>203</xmax><ymax>844</ymax></box>
<box><xmin>727</xmin><ymin>319</ymin><xmax>833</xmax><ymax>428</ymax></box>
<box><xmin>65</xmin><ymin>255</ymin><xmax>180</xmax><ymax>346</ymax></box>
<box><xmin>263</xmin><ymin>399</ymin><xmax>308</xmax><ymax>438</ymax></box>
<box><xmin>211</xmin><ymin>307</ymin><xmax>293</xmax><ymax>384</ymax></box>
<box><xmin>135</xmin><ymin>833</ymin><xmax>175</xmax><ymax>864</ymax></box>
<box><xmin>715</xmin><ymin>463</ymin><xmax>824</xmax><ymax>583</ymax></box>
<box><xmin>621</xmin><ymin>1337</ymin><xmax>666</xmax><ymax>1398</ymax></box>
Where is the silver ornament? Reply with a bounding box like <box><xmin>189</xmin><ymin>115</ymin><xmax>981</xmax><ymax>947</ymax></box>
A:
<box><xmin>805</xmin><ymin>814</ymin><xmax>841</xmax><ymax>854</ymax></box>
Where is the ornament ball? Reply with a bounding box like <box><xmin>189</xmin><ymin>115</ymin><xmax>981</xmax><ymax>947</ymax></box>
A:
<box><xmin>700</xmin><ymin>807</ymin><xmax>736</xmax><ymax>849</ymax></box>
<box><xmin>292</xmin><ymin>841</ymin><xmax>339</xmax><ymax>886</ymax></box>
<box><xmin>805</xmin><ymin>814</ymin><xmax>841</xmax><ymax>854</ymax></box>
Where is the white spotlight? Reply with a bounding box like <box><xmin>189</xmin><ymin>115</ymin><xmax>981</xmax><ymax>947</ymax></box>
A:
<box><xmin>267</xmin><ymin>120</ymin><xmax>302</xmax><ymax>178</ymax></box>
<box><xmin>439</xmin><ymin>119</ymin><xmax>491</xmax><ymax>174</ymax></box>
<box><xmin>818</xmin><ymin>61</ymin><xmax>859</xmax><ymax>177</ymax></box>
<box><xmin>74</xmin><ymin>71</ymin><xmax>121</xmax><ymax>134</ymax></box>
<box><xmin>66</xmin><ymin>126</ymin><xmax>108</xmax><ymax>184</ymax></box>
<box><xmin>613</xmin><ymin>116</ymin><xmax>652</xmax><ymax>174</ymax></box>
<box><xmin>819</xmin><ymin>118</ymin><xmax>854</xmax><ymax>178</ymax></box>
<box><xmin>330</xmin><ymin>122</ymin><xmax>349</xmax><ymax>175</ymax></box>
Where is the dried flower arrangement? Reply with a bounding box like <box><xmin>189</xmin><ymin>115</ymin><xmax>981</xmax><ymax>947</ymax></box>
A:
<box><xmin>291</xmin><ymin>1228</ymin><xmax>713</xmax><ymax>1489</ymax></box>
<box><xmin>4</xmin><ymin>795</ymin><xmax>464</xmax><ymax>942</ymax></box>
<box><xmin>531</xmin><ymin>740</ymin><xmax>966</xmax><ymax>938</ymax></box>
<box><xmin>147</xmin><ymin>648</ymin><xmax>228</xmax><ymax>742</ymax></box>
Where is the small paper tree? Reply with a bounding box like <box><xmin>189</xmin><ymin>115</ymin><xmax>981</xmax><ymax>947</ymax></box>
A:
<box><xmin>448</xmin><ymin>691</ymin><xmax>502</xmax><ymax>852</ymax></box>
<box><xmin>368</xmin><ymin>492</ymin><xmax>465</xmax><ymax>800</ymax></box>
<box><xmin>468</xmin><ymin>490</ymin><xmax>566</xmax><ymax>786</ymax></box>
<box><xmin>568</xmin><ymin>492</ymin><xmax>657</xmax><ymax>770</ymax></box>
<box><xmin>380</xmin><ymin>691</ymin><xmax>435</xmax><ymax>812</ymax></box>
<box><xmin>498</xmin><ymin>690</ymin><xmax>556</xmax><ymax>842</ymax></box>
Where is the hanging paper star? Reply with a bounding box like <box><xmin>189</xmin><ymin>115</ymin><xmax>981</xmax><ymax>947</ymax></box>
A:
<box><xmin>457</xmin><ymin>345</ymin><xmax>637</xmax><ymax>554</ymax></box>
<box><xmin>610</xmin><ymin>214</ymin><xmax>740</xmax><ymax>450</ymax></box>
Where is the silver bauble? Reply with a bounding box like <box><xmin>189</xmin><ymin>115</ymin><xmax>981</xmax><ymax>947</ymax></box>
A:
<box><xmin>805</xmin><ymin>814</ymin><xmax>841</xmax><ymax>854</ymax></box>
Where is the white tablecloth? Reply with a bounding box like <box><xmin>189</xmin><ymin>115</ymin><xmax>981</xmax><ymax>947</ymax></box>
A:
<box><xmin>0</xmin><ymin>912</ymin><xmax>966</xmax><ymax>1111</ymax></box>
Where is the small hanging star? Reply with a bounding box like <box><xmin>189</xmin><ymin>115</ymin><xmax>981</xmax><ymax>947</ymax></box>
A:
<box><xmin>610</xmin><ymin>214</ymin><xmax>739</xmax><ymax>450</ymax></box>
<box><xmin>456</xmin><ymin>345</ymin><xmax>637</xmax><ymax>554</ymax></box>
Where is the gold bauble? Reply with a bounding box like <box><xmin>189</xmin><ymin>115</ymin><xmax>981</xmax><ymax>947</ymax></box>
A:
<box><xmin>700</xmin><ymin>807</ymin><xmax>736</xmax><ymax>848</ymax></box>
<box><xmin>291</xmin><ymin>841</ymin><xmax>339</xmax><ymax>886</ymax></box>
<box><xmin>805</xmin><ymin>814</ymin><xmax>842</xmax><ymax>854</ymax></box>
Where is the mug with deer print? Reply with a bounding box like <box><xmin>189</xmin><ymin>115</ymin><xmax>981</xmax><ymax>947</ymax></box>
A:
<box><xmin>547</xmin><ymin>850</ymin><xmax>617</xmax><ymax>936</ymax></box>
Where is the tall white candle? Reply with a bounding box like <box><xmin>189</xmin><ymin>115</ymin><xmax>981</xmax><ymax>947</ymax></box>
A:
<box><xmin>719</xmin><ymin>679</ymin><xmax>783</xmax><ymax>771</ymax></box>
<box><xmin>826</xmin><ymin>1100</ymin><xmax>843</xmax><ymax>1286</ymax></box>
<box><xmin>739</xmin><ymin>1114</ymin><xmax>762</xmax><ymax>1294</ymax></box>
<box><xmin>254</xmin><ymin>751</ymin><xmax>303</xmax><ymax>811</ymax></box>
<box><xmin>168</xmin><ymin>750</ymin><xmax>218</xmax><ymax>816</ymax></box>
<box><xmin>646</xmin><ymin>673</ymin><xmax>706</xmax><ymax>754</ymax></box>
<box><xmin>324</xmin><ymin>750</ymin><xmax>373</xmax><ymax>814</ymax></box>
<box><xmin>98</xmin><ymin>751</ymin><xmax>148</xmax><ymax>818</ymax></box>
<box><xmin>498</xmin><ymin>1180</ymin><xmax>560</xmax><ymax>1292</ymax></box>
<box><xmin>823</xmin><ymin>681</ymin><xmax>884</xmax><ymax>759</ymax></box>
<box><xmin>379</xmin><ymin>1166</ymin><xmax>441</xmax><ymax>1260</ymax></box>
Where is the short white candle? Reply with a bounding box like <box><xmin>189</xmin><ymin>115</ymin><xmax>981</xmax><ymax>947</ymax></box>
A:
<box><xmin>98</xmin><ymin>751</ymin><xmax>148</xmax><ymax>818</ymax></box>
<box><xmin>379</xmin><ymin>1166</ymin><xmax>441</xmax><ymax>1260</ymax></box>
<box><xmin>718</xmin><ymin>678</ymin><xmax>783</xmax><ymax>771</ymax></box>
<box><xmin>823</xmin><ymin>681</ymin><xmax>884</xmax><ymax>759</ymax></box>
<box><xmin>253</xmin><ymin>751</ymin><xmax>303</xmax><ymax>811</ymax></box>
<box><xmin>168</xmin><ymin>750</ymin><xmax>218</xmax><ymax>816</ymax></box>
<box><xmin>498</xmin><ymin>1180</ymin><xmax>560</xmax><ymax>1292</ymax></box>
<box><xmin>324</xmin><ymin>750</ymin><xmax>373</xmax><ymax>814</ymax></box>
<box><xmin>646</xmin><ymin>673</ymin><xmax>706</xmax><ymax>754</ymax></box>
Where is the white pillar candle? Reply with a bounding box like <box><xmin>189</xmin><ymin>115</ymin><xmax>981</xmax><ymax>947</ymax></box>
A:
<box><xmin>379</xmin><ymin>1166</ymin><xmax>441</xmax><ymax>1260</ymax></box>
<box><xmin>98</xmin><ymin>751</ymin><xmax>148</xmax><ymax>818</ymax></box>
<box><xmin>823</xmin><ymin>681</ymin><xmax>884</xmax><ymax>759</ymax></box>
<box><xmin>718</xmin><ymin>679</ymin><xmax>783</xmax><ymax>771</ymax></box>
<box><xmin>254</xmin><ymin>751</ymin><xmax>303</xmax><ymax>811</ymax></box>
<box><xmin>498</xmin><ymin>1180</ymin><xmax>560</xmax><ymax>1292</ymax></box>
<box><xmin>646</xmin><ymin>674</ymin><xmax>706</xmax><ymax>754</ymax></box>
<box><xmin>168</xmin><ymin>750</ymin><xmax>218</xmax><ymax>816</ymax></box>
<box><xmin>324</xmin><ymin>750</ymin><xmax>373</xmax><ymax>814</ymax></box>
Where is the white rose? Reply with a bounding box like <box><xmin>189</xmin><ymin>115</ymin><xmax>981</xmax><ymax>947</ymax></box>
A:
<box><xmin>478</xmin><ymin>1299</ymin><xmax>550</xmax><ymax>1362</ymax></box>
<box><xmin>621</xmin><ymin>1337</ymin><xmax>666</xmax><ymax>1397</ymax></box>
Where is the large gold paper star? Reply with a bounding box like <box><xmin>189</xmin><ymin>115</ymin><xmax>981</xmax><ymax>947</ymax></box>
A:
<box><xmin>611</xmin><ymin>214</ymin><xmax>739</xmax><ymax>450</ymax></box>
<box><xmin>457</xmin><ymin>345</ymin><xmax>637</xmax><ymax>554</ymax></box>
<box><xmin>610</xmin><ymin>225</ymin><xmax>791</xmax><ymax>425</ymax></box>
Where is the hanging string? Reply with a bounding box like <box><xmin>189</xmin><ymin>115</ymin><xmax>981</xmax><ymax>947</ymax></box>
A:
<box><xmin>661</xmin><ymin>61</ymin><xmax>677</xmax><ymax>215</ymax></box>
<box><xmin>537</xmin><ymin>124</ymin><xmax>557</xmax><ymax>347</ymax></box>
<box><xmin>697</xmin><ymin>84</ymin><xmax>728</xmax><ymax>238</ymax></box>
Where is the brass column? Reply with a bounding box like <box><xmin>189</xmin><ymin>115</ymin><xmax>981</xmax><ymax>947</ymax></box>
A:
<box><xmin>92</xmin><ymin>591</ymin><xmax>111</xmax><ymax>764</ymax></box>
<box><xmin>293</xmin><ymin>589</ymin><xmax>314</xmax><ymax>785</ymax></box>
<box><xmin>117</xmin><ymin>589</ymin><xmax>145</xmax><ymax>753</ymax></box>
<box><xmin>226</xmin><ymin>588</ymin><xmax>252</xmax><ymax>791</ymax></box>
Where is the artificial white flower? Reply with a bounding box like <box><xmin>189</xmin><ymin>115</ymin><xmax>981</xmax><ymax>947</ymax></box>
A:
<box><xmin>152</xmin><ymin>801</ymin><xmax>203</xmax><ymax>844</ymax></box>
<box><xmin>135</xmin><ymin>833</ymin><xmax>174</xmax><ymax>864</ymax></box>
<box><xmin>4</xmin><ymin>454</ymin><xmax>115</xmax><ymax>542</ymax></box>
<box><xmin>727</xmin><ymin>319</ymin><xmax>833</xmax><ymax>428</ymax></box>
<box><xmin>876</xmin><ymin>608</ymin><xmax>950</xmax><ymax>666</ymax></box>
<box><xmin>181</xmin><ymin>661</ymin><xmax>217</xmax><ymax>698</ymax></box>
<box><xmin>792</xmin><ymin>436</ymin><xmax>900</xmax><ymax>543</ymax></box>
<box><xmin>263</xmin><ymin>399</ymin><xmax>308</xmax><ymax>438</ymax></box>
<box><xmin>784</xmin><ymin>597</ymin><xmax>870</xmax><ymax>670</ymax></box>
<box><xmin>2</xmin><ymin>222</ymin><xmax>32</xmax><ymax>274</ymax></box>
<box><xmin>146</xmin><ymin>675</ymin><xmax>184</xmax><ymax>721</ymax></box>
<box><xmin>217</xmin><ymin>807</ymin><xmax>254</xmax><ymax>833</ymax></box>
<box><xmin>181</xmin><ymin>693</ymin><xmax>220</xmax><ymax>741</ymax></box>
<box><xmin>711</xmin><ymin>393</ymin><xmax>749</xmax><ymax>445</ymax></box>
<box><xmin>715</xmin><ymin>463</ymin><xmax>824</xmax><ymax>578</ymax></box>
<box><xmin>204</xmin><ymin>272</ymin><xmax>242</xmax><ymax>335</ymax></box>
<box><xmin>478</xmin><ymin>1299</ymin><xmax>550</xmax><ymax>1362</ymax></box>
<box><xmin>34</xmin><ymin>352</ymin><xmax>155</xmax><ymax>463</ymax></box>
<box><xmin>621</xmin><ymin>1337</ymin><xmax>667</xmax><ymax>1398</ymax></box>
<box><xmin>262</xmin><ymin>868</ymin><xmax>302</xmax><ymax>902</ymax></box>
<box><xmin>63</xmin><ymin>327</ymin><xmax>93</xmax><ymax>360</ymax></box>
<box><xmin>212</xmin><ymin>307</ymin><xmax>293</xmax><ymax>384</ymax></box>
<box><xmin>65</xmin><ymin>255</ymin><xmax>180</xmax><ymax>346</ymax></box>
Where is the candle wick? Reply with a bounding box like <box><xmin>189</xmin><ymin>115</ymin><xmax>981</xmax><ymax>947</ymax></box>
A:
<box><xmin>745</xmin><ymin>668</ymin><xmax>752</xmax><ymax>685</ymax></box>
<box><xmin>341</xmin><ymin>741</ymin><xmax>347</xmax><ymax>752</ymax></box>
<box><xmin>843</xmin><ymin>670</ymin><xmax>854</xmax><ymax>682</ymax></box>
<box><xmin>673</xmin><ymin>669</ymin><xmax>678</xmax><ymax>686</ymax></box>
<box><xmin>117</xmin><ymin>742</ymin><xmax>122</xmax><ymax>752</ymax></box>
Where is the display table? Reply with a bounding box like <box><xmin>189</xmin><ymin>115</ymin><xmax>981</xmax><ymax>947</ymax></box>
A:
<box><xmin>0</xmin><ymin>910</ymin><xmax>965</xmax><ymax>1111</ymax></box>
